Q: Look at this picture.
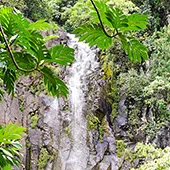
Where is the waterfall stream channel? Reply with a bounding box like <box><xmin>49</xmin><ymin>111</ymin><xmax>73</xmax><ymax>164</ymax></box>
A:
<box><xmin>50</xmin><ymin>34</ymin><xmax>100</xmax><ymax>170</ymax></box>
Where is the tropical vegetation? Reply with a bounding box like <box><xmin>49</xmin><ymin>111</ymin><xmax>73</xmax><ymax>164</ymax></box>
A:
<box><xmin>0</xmin><ymin>0</ymin><xmax>169</xmax><ymax>169</ymax></box>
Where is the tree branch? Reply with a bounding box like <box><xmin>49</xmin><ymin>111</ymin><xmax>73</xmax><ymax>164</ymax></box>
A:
<box><xmin>0</xmin><ymin>25</ymin><xmax>38</xmax><ymax>72</ymax></box>
<box><xmin>9</xmin><ymin>34</ymin><xmax>19</xmax><ymax>47</ymax></box>
<box><xmin>90</xmin><ymin>0</ymin><xmax>118</xmax><ymax>38</ymax></box>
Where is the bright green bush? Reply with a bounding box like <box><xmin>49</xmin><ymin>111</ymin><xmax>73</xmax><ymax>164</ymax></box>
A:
<box><xmin>131</xmin><ymin>143</ymin><xmax>170</xmax><ymax>170</ymax></box>
<box><xmin>62</xmin><ymin>0</ymin><xmax>139</xmax><ymax>31</ymax></box>
<box><xmin>116</xmin><ymin>142</ymin><xmax>170</xmax><ymax>170</ymax></box>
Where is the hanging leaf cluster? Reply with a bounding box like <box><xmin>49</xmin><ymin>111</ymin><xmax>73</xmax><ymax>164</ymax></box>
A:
<box><xmin>0</xmin><ymin>7</ymin><xmax>74</xmax><ymax>97</ymax></box>
<box><xmin>73</xmin><ymin>0</ymin><xmax>148</xmax><ymax>62</ymax></box>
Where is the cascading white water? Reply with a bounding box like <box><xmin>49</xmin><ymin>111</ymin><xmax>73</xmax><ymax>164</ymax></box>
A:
<box><xmin>63</xmin><ymin>34</ymin><xmax>99</xmax><ymax>170</ymax></box>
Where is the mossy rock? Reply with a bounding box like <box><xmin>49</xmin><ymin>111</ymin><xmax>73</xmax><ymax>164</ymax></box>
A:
<box><xmin>38</xmin><ymin>148</ymin><xmax>52</xmax><ymax>170</ymax></box>
<box><xmin>30</xmin><ymin>113</ymin><xmax>39</xmax><ymax>129</ymax></box>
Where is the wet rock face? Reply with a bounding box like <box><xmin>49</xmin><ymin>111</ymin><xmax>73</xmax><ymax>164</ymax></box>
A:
<box><xmin>42</xmin><ymin>28</ymin><xmax>69</xmax><ymax>48</ymax></box>
<box><xmin>0</xmin><ymin>32</ymin><xmax>119</xmax><ymax>170</ymax></box>
<box><xmin>153</xmin><ymin>123</ymin><xmax>170</xmax><ymax>148</ymax></box>
<box><xmin>1</xmin><ymin>28</ymin><xmax>170</xmax><ymax>170</ymax></box>
<box><xmin>116</xmin><ymin>94</ymin><xmax>128</xmax><ymax>128</ymax></box>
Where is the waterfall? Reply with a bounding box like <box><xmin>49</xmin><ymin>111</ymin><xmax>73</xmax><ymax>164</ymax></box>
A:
<box><xmin>65</xmin><ymin>34</ymin><xmax>99</xmax><ymax>170</ymax></box>
<box><xmin>56</xmin><ymin>34</ymin><xmax>99</xmax><ymax>170</ymax></box>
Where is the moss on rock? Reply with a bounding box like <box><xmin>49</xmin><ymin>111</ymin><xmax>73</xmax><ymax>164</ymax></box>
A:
<box><xmin>38</xmin><ymin>148</ymin><xmax>51</xmax><ymax>170</ymax></box>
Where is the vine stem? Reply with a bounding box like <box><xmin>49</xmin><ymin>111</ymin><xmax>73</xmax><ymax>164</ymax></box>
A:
<box><xmin>90</xmin><ymin>0</ymin><xmax>118</xmax><ymax>38</ymax></box>
<box><xmin>0</xmin><ymin>25</ymin><xmax>38</xmax><ymax>72</ymax></box>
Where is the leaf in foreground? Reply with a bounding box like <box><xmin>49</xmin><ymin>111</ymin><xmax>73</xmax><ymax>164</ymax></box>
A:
<box><xmin>73</xmin><ymin>24</ymin><xmax>113</xmax><ymax>50</ymax></box>
<box><xmin>41</xmin><ymin>66</ymin><xmax>68</xmax><ymax>97</ymax></box>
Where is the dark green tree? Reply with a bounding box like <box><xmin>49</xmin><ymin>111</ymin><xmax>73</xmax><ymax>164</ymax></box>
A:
<box><xmin>23</xmin><ymin>0</ymin><xmax>52</xmax><ymax>21</ymax></box>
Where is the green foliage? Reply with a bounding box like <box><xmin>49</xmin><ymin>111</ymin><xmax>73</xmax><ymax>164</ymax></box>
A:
<box><xmin>0</xmin><ymin>0</ymin><xmax>52</xmax><ymax>21</ymax></box>
<box><xmin>0</xmin><ymin>0</ymin><xmax>25</xmax><ymax>12</ymax></box>
<box><xmin>115</xmin><ymin>25</ymin><xmax>170</xmax><ymax>139</ymax></box>
<box><xmin>62</xmin><ymin>0</ymin><xmax>139</xmax><ymax>31</ymax></box>
<box><xmin>47</xmin><ymin>0</ymin><xmax>77</xmax><ymax>27</ymax></box>
<box><xmin>118</xmin><ymin>69</ymin><xmax>149</xmax><ymax>99</ymax></box>
<box><xmin>87</xmin><ymin>114</ymin><xmax>104</xmax><ymax>141</ymax></box>
<box><xmin>30</xmin><ymin>113</ymin><xmax>39</xmax><ymax>129</ymax></box>
<box><xmin>90</xmin><ymin>1</ymin><xmax>147</xmax><ymax>31</ymax></box>
<box><xmin>2</xmin><ymin>69</ymin><xmax>17</xmax><ymax>96</ymax></box>
<box><xmin>87</xmin><ymin>114</ymin><xmax>100</xmax><ymax>130</ymax></box>
<box><xmin>47</xmin><ymin>45</ymin><xmax>74</xmax><ymax>65</ymax></box>
<box><xmin>143</xmin><ymin>25</ymin><xmax>170</xmax><ymax>119</ymax></box>
<box><xmin>143</xmin><ymin>76</ymin><xmax>170</xmax><ymax>106</ymax></box>
<box><xmin>115</xmin><ymin>140</ymin><xmax>126</xmax><ymax>157</ymax></box>
<box><xmin>41</xmin><ymin>66</ymin><xmax>68</xmax><ymax>98</ymax></box>
<box><xmin>29</xmin><ymin>19</ymin><xmax>52</xmax><ymax>31</ymax></box>
<box><xmin>119</xmin><ymin>36</ymin><xmax>148</xmax><ymax>62</ymax></box>
<box><xmin>62</xmin><ymin>0</ymin><xmax>92</xmax><ymax>31</ymax></box>
<box><xmin>0</xmin><ymin>123</ymin><xmax>25</xmax><ymax>169</ymax></box>
<box><xmin>116</xmin><ymin>142</ymin><xmax>170</xmax><ymax>170</ymax></box>
<box><xmin>149</xmin><ymin>25</ymin><xmax>170</xmax><ymax>78</ymax></box>
<box><xmin>24</xmin><ymin>0</ymin><xmax>52</xmax><ymax>21</ymax></box>
<box><xmin>105</xmin><ymin>7</ymin><xmax>129</xmax><ymax>29</ymax></box>
<box><xmin>131</xmin><ymin>143</ymin><xmax>170</xmax><ymax>170</ymax></box>
<box><xmin>122</xmin><ymin>14</ymin><xmax>148</xmax><ymax>31</ymax></box>
<box><xmin>73</xmin><ymin>0</ymin><xmax>148</xmax><ymax>62</ymax></box>
<box><xmin>38</xmin><ymin>148</ymin><xmax>51</xmax><ymax>170</ymax></box>
<box><xmin>0</xmin><ymin>7</ymin><xmax>74</xmax><ymax>98</ymax></box>
<box><xmin>73</xmin><ymin>24</ymin><xmax>112</xmax><ymax>50</ymax></box>
<box><xmin>132</xmin><ymin>0</ymin><xmax>170</xmax><ymax>31</ymax></box>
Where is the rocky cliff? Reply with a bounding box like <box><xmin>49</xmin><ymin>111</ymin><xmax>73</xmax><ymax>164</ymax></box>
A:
<box><xmin>0</xmin><ymin>29</ymin><xmax>170</xmax><ymax>170</ymax></box>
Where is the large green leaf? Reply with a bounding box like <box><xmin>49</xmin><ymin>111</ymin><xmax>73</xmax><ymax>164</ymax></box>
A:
<box><xmin>29</xmin><ymin>19</ymin><xmax>52</xmax><ymax>31</ymax></box>
<box><xmin>73</xmin><ymin>24</ymin><xmax>113</xmax><ymax>50</ymax></box>
<box><xmin>119</xmin><ymin>35</ymin><xmax>148</xmax><ymax>62</ymax></box>
<box><xmin>15</xmin><ymin>31</ymin><xmax>47</xmax><ymax>62</ymax></box>
<box><xmin>0</xmin><ymin>7</ymin><xmax>13</xmax><ymax>33</ymax></box>
<box><xmin>105</xmin><ymin>7</ymin><xmax>128</xmax><ymax>30</ymax></box>
<box><xmin>0</xmin><ymin>148</ymin><xmax>13</xmax><ymax>158</ymax></box>
<box><xmin>0</xmin><ymin>87</ymin><xmax>4</xmax><ymax>101</ymax></box>
<box><xmin>45</xmin><ymin>45</ymin><xmax>74</xmax><ymax>66</ymax></box>
<box><xmin>1</xmin><ymin>163</ymin><xmax>12</xmax><ymax>170</ymax></box>
<box><xmin>41</xmin><ymin>66</ymin><xmax>69</xmax><ymax>97</ymax></box>
<box><xmin>90</xmin><ymin>0</ymin><xmax>112</xmax><ymax>28</ymax></box>
<box><xmin>121</xmin><ymin>14</ymin><xmax>148</xmax><ymax>31</ymax></box>
<box><xmin>0</xmin><ymin>123</ymin><xmax>25</xmax><ymax>142</ymax></box>
<box><xmin>0</xmin><ymin>7</ymin><xmax>70</xmax><ymax>98</ymax></box>
<box><xmin>0</xmin><ymin>123</ymin><xmax>25</xmax><ymax>169</ymax></box>
<box><xmin>12</xmin><ymin>52</ymin><xmax>38</xmax><ymax>71</ymax></box>
<box><xmin>12</xmin><ymin>13</ymin><xmax>30</xmax><ymax>35</ymax></box>
<box><xmin>3</xmin><ymin>69</ymin><xmax>17</xmax><ymax>95</ymax></box>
